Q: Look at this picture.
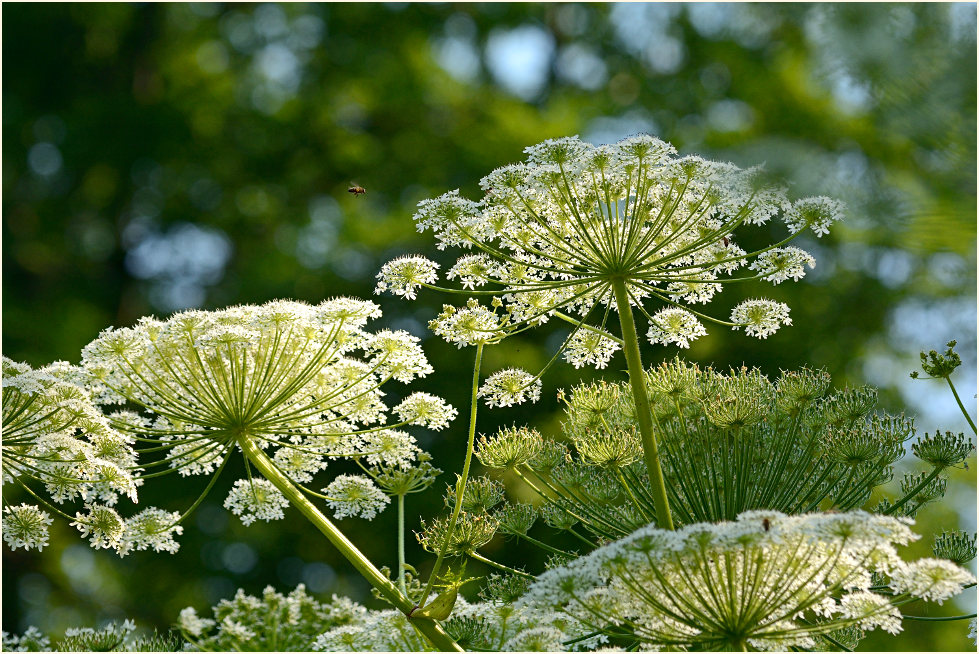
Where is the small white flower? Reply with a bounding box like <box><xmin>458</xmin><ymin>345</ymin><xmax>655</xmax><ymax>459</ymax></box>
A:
<box><xmin>394</xmin><ymin>392</ymin><xmax>458</xmax><ymax>430</ymax></box>
<box><xmin>224</xmin><ymin>479</ymin><xmax>289</xmax><ymax>526</ymax></box>
<box><xmin>750</xmin><ymin>247</ymin><xmax>816</xmax><ymax>284</ymax></box>
<box><xmin>479</xmin><ymin>369</ymin><xmax>542</xmax><ymax>408</ymax></box>
<box><xmin>647</xmin><ymin>308</ymin><xmax>708</xmax><ymax>349</ymax></box>
<box><xmin>730</xmin><ymin>299</ymin><xmax>792</xmax><ymax>339</ymax></box>
<box><xmin>430</xmin><ymin>301</ymin><xmax>505</xmax><ymax>348</ymax></box>
<box><xmin>447</xmin><ymin>254</ymin><xmax>498</xmax><ymax>289</ymax></box>
<box><xmin>374</xmin><ymin>255</ymin><xmax>439</xmax><ymax>300</ymax></box>
<box><xmin>220</xmin><ymin>617</ymin><xmax>256</xmax><ymax>642</ymax></box>
<box><xmin>2</xmin><ymin>504</ymin><xmax>53</xmax><ymax>552</ymax></box>
<box><xmin>889</xmin><ymin>558</ymin><xmax>977</xmax><ymax>604</ymax></box>
<box><xmin>178</xmin><ymin>607</ymin><xmax>216</xmax><ymax>638</ymax></box>
<box><xmin>120</xmin><ymin>507</ymin><xmax>184</xmax><ymax>555</ymax></box>
<box><xmin>323</xmin><ymin>474</ymin><xmax>390</xmax><ymax>520</ymax></box>
<box><xmin>563</xmin><ymin>329</ymin><xmax>621</xmax><ymax>369</ymax></box>
<box><xmin>784</xmin><ymin>196</ymin><xmax>845</xmax><ymax>237</ymax></box>
<box><xmin>71</xmin><ymin>503</ymin><xmax>125</xmax><ymax>550</ymax></box>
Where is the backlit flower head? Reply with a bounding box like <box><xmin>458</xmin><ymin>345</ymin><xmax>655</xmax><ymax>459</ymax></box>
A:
<box><xmin>517</xmin><ymin>511</ymin><xmax>973</xmax><ymax>650</ymax></box>
<box><xmin>224</xmin><ymin>479</ymin><xmax>290</xmax><ymax>526</ymax></box>
<box><xmin>76</xmin><ymin>299</ymin><xmax>454</xmax><ymax>538</ymax></box>
<box><xmin>2</xmin><ymin>504</ymin><xmax>53</xmax><ymax>552</ymax></box>
<box><xmin>478</xmin><ymin>369</ymin><xmax>542</xmax><ymax>408</ymax></box>
<box><xmin>379</xmin><ymin>134</ymin><xmax>844</xmax><ymax>366</ymax></box>
<box><xmin>2</xmin><ymin>357</ymin><xmax>139</xmax><ymax>507</ymax></box>
<box><xmin>323</xmin><ymin>474</ymin><xmax>390</xmax><ymax>520</ymax></box>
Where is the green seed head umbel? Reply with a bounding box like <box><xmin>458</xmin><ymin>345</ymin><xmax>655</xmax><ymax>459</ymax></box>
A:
<box><xmin>912</xmin><ymin>340</ymin><xmax>962</xmax><ymax>379</ymax></box>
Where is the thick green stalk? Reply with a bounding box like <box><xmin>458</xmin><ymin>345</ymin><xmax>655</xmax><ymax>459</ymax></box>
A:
<box><xmin>419</xmin><ymin>342</ymin><xmax>484</xmax><ymax>606</ymax></box>
<box><xmin>237</xmin><ymin>436</ymin><xmax>462</xmax><ymax>652</ymax></box>
<box><xmin>397</xmin><ymin>493</ymin><xmax>407</xmax><ymax>595</ymax></box>
<box><xmin>611</xmin><ymin>278</ymin><xmax>674</xmax><ymax>530</ymax></box>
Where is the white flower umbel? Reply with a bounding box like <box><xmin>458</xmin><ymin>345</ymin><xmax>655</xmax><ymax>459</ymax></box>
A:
<box><xmin>71</xmin><ymin>503</ymin><xmax>126</xmax><ymax>550</ymax></box>
<box><xmin>2</xmin><ymin>504</ymin><xmax>53</xmax><ymax>552</ymax></box>
<box><xmin>378</xmin><ymin>135</ymin><xmax>846</xmax><ymax>530</ymax></box>
<box><xmin>2</xmin><ymin>357</ymin><xmax>139</xmax><ymax>508</ymax></box>
<box><xmin>646</xmin><ymin>307</ymin><xmax>708</xmax><ymax>348</ymax></box>
<box><xmin>394</xmin><ymin>393</ymin><xmax>458</xmax><ymax>431</ymax></box>
<box><xmin>323</xmin><ymin>475</ymin><xmax>390</xmax><ymax>520</ymax></box>
<box><xmin>224</xmin><ymin>479</ymin><xmax>290</xmax><ymax>526</ymax></box>
<box><xmin>517</xmin><ymin>511</ymin><xmax>974</xmax><ymax>651</ymax></box>
<box><xmin>730</xmin><ymin>299</ymin><xmax>792</xmax><ymax>338</ymax></box>
<box><xmin>783</xmin><ymin>196</ymin><xmax>845</xmax><ymax>236</ymax></box>
<box><xmin>374</xmin><ymin>256</ymin><xmax>439</xmax><ymax>300</ymax></box>
<box><xmin>478</xmin><ymin>369</ymin><xmax>542</xmax><ymax>408</ymax></box>
<box><xmin>379</xmin><ymin>134</ymin><xmax>845</xmax><ymax>361</ymax></box>
<box><xmin>749</xmin><ymin>246</ymin><xmax>816</xmax><ymax>284</ymax></box>
<box><xmin>564</xmin><ymin>329</ymin><xmax>621</xmax><ymax>369</ymax></box>
<box><xmin>120</xmin><ymin>507</ymin><xmax>184</xmax><ymax>554</ymax></box>
<box><xmin>78</xmin><ymin>299</ymin><xmax>454</xmax><ymax>529</ymax></box>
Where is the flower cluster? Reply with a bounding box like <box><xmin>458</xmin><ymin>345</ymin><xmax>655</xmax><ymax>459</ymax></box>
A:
<box><xmin>178</xmin><ymin>585</ymin><xmax>366</xmax><ymax>651</ymax></box>
<box><xmin>76</xmin><ymin>299</ymin><xmax>455</xmax><ymax>537</ymax></box>
<box><xmin>1</xmin><ymin>357</ymin><xmax>155</xmax><ymax>553</ymax></box>
<box><xmin>2</xmin><ymin>357</ymin><xmax>140</xmax><ymax>504</ymax></box>
<box><xmin>312</xmin><ymin>596</ymin><xmax>594</xmax><ymax>652</ymax></box>
<box><xmin>378</xmin><ymin>135</ymin><xmax>844</xmax><ymax>364</ymax></box>
<box><xmin>517</xmin><ymin>511</ymin><xmax>974</xmax><ymax>650</ymax></box>
<box><xmin>475</xmin><ymin>360</ymin><xmax>942</xmax><ymax>539</ymax></box>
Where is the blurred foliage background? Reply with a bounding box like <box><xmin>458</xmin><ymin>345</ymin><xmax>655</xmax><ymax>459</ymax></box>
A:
<box><xmin>2</xmin><ymin>3</ymin><xmax>976</xmax><ymax>651</ymax></box>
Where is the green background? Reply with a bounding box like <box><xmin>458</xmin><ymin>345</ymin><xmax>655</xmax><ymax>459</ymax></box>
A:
<box><xmin>2</xmin><ymin>3</ymin><xmax>976</xmax><ymax>650</ymax></box>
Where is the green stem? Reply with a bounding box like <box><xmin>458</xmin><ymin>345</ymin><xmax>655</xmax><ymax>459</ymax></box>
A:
<box><xmin>611</xmin><ymin>277</ymin><xmax>674</xmax><ymax>530</ymax></box>
<box><xmin>946</xmin><ymin>376</ymin><xmax>977</xmax><ymax>434</ymax></box>
<box><xmin>398</xmin><ymin>494</ymin><xmax>407</xmax><ymax>596</ymax></box>
<box><xmin>883</xmin><ymin>465</ymin><xmax>943</xmax><ymax>516</ymax></box>
<box><xmin>468</xmin><ymin>551</ymin><xmax>535</xmax><ymax>578</ymax></box>
<box><xmin>419</xmin><ymin>342</ymin><xmax>484</xmax><ymax>607</ymax></box>
<box><xmin>901</xmin><ymin>613</ymin><xmax>977</xmax><ymax>621</ymax></box>
<box><xmin>237</xmin><ymin>436</ymin><xmax>461</xmax><ymax>652</ymax></box>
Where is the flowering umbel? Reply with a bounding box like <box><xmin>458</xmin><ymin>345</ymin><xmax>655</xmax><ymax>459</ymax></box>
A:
<box><xmin>517</xmin><ymin>511</ymin><xmax>974</xmax><ymax>651</ymax></box>
<box><xmin>378</xmin><ymin>134</ymin><xmax>842</xmax><ymax>357</ymax></box>
<box><xmin>76</xmin><ymin>299</ymin><xmax>455</xmax><ymax>542</ymax></box>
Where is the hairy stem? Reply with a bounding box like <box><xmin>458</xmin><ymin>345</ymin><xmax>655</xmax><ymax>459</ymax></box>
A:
<box><xmin>611</xmin><ymin>277</ymin><xmax>674</xmax><ymax>530</ymax></box>
<box><xmin>237</xmin><ymin>436</ymin><xmax>461</xmax><ymax>652</ymax></box>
